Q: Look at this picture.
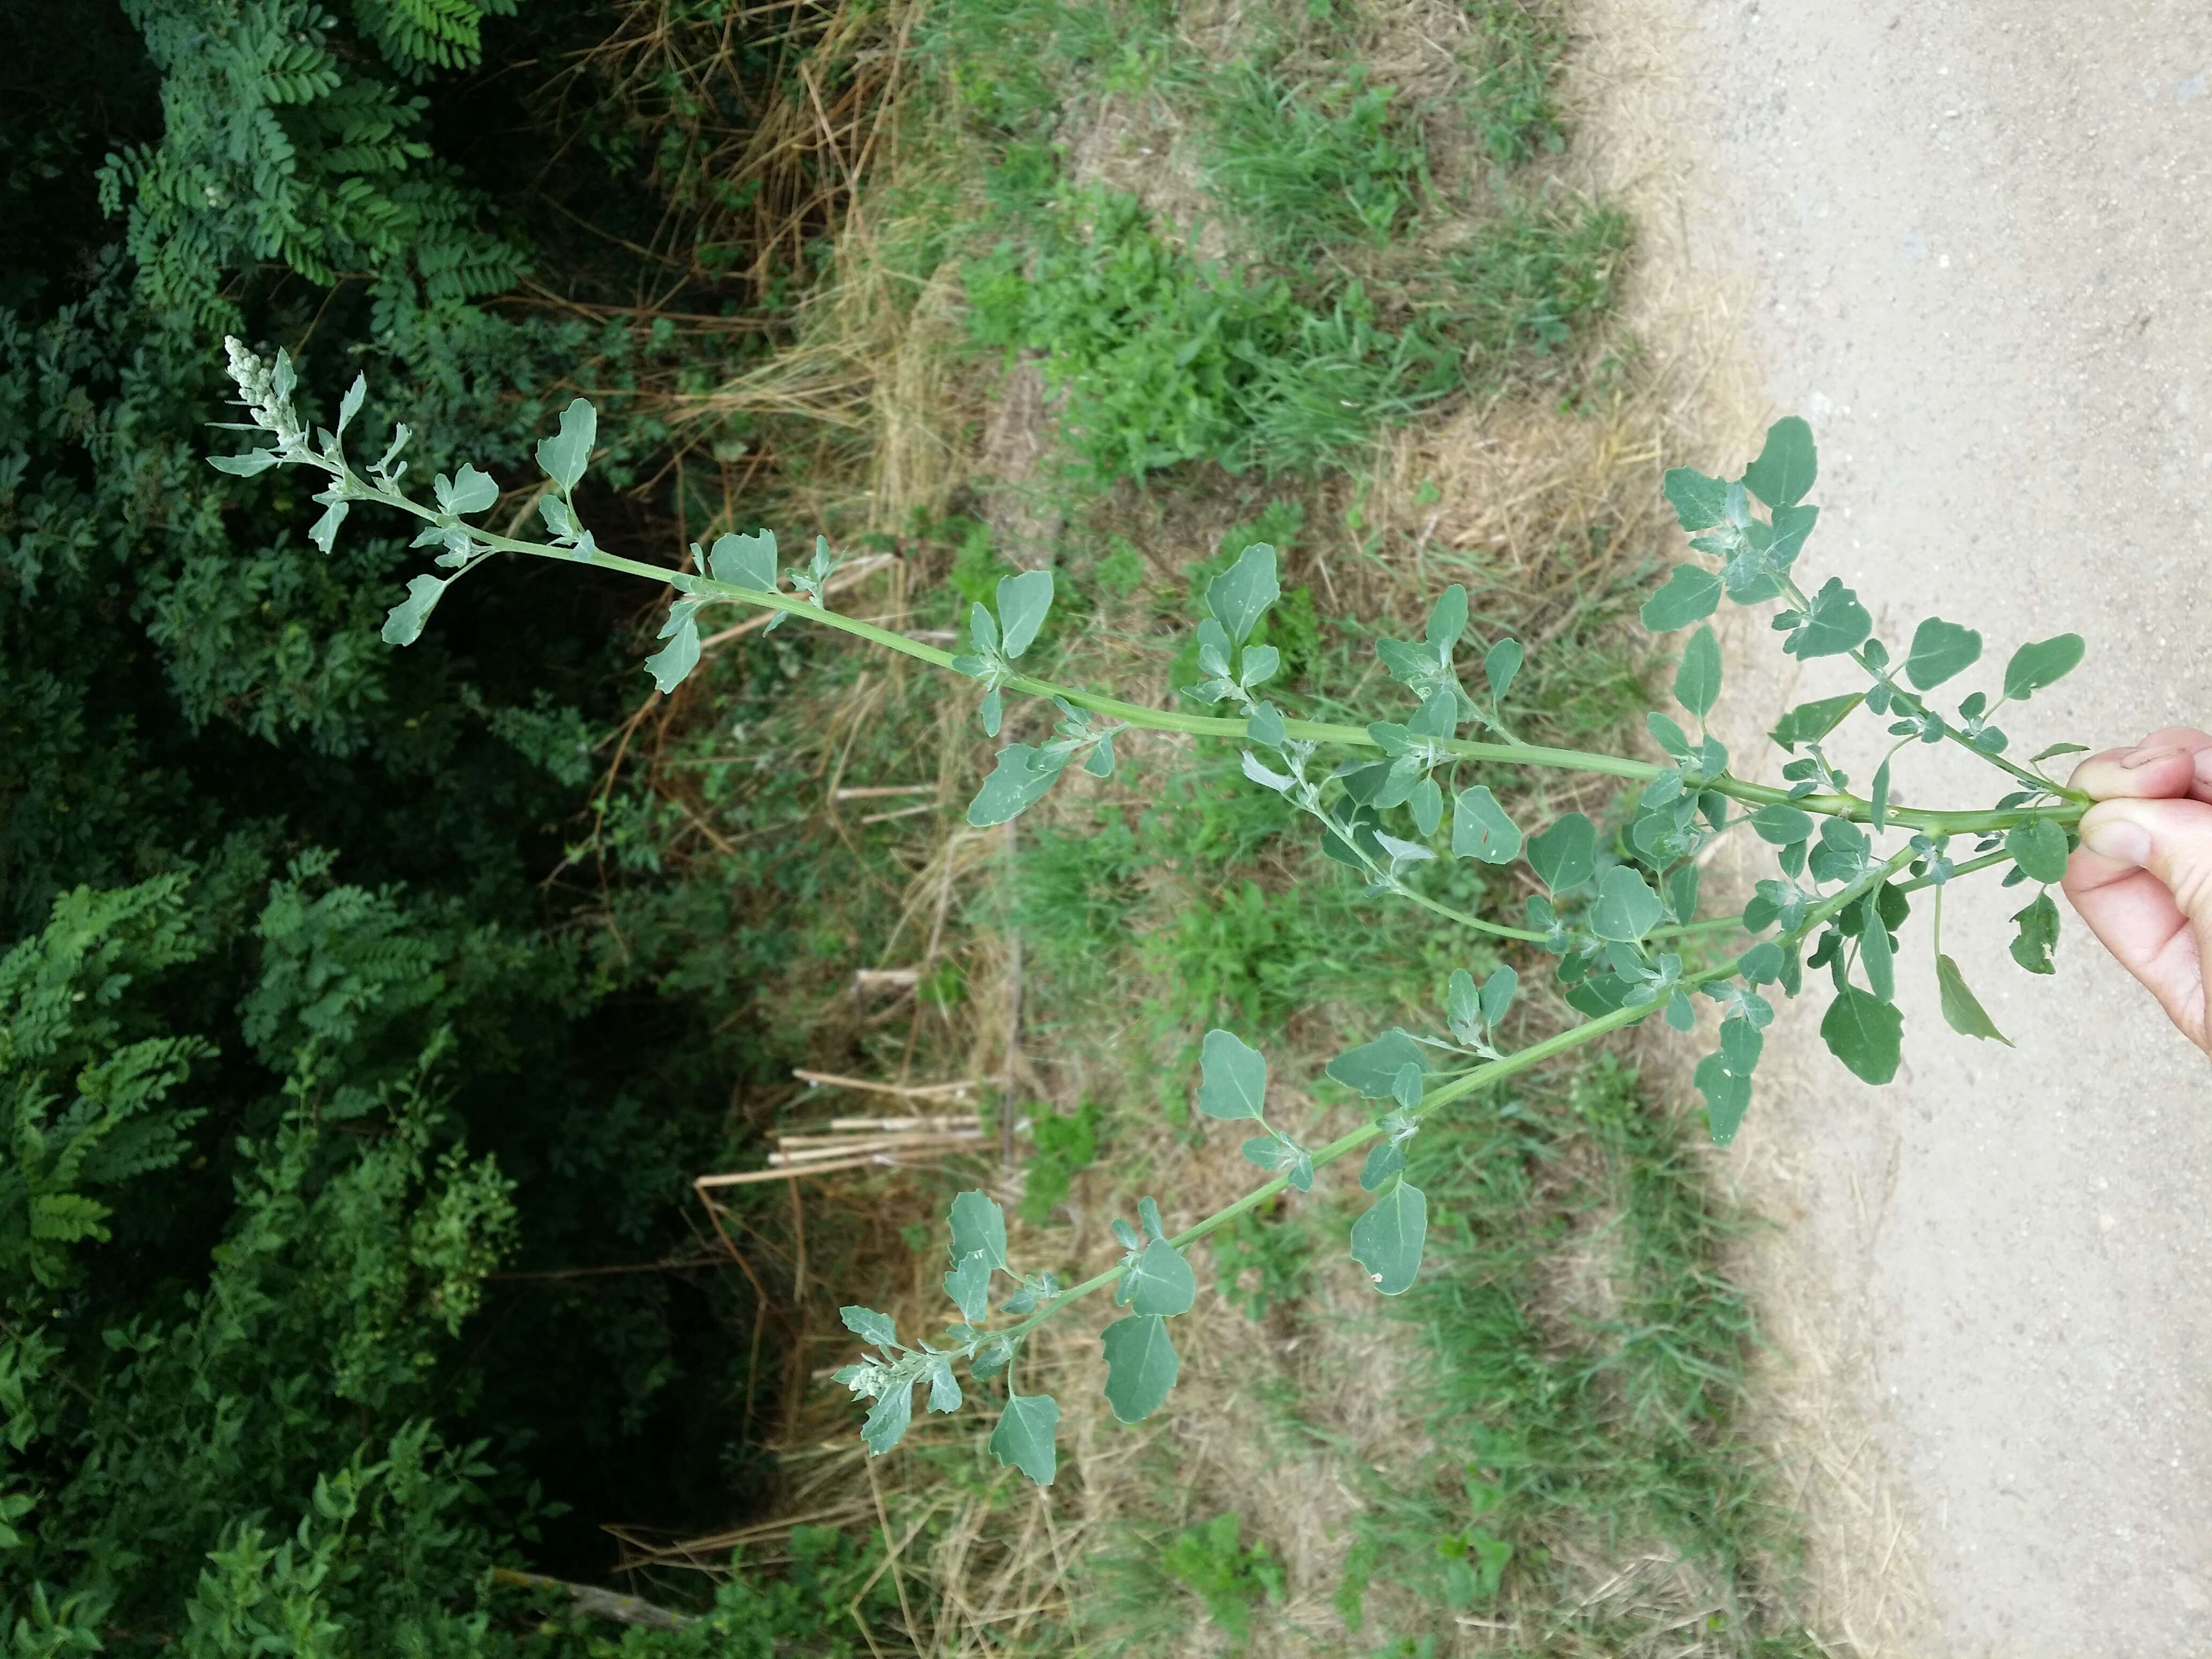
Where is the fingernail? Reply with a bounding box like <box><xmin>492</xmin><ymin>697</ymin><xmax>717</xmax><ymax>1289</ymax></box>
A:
<box><xmin>2081</xmin><ymin>818</ymin><xmax>2151</xmax><ymax>865</ymax></box>
<box><xmin>2121</xmin><ymin>745</ymin><xmax>2177</xmax><ymax>770</ymax></box>
<box><xmin>2194</xmin><ymin>748</ymin><xmax>2212</xmax><ymax>784</ymax></box>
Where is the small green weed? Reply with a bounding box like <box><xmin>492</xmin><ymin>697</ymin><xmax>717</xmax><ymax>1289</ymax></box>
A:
<box><xmin>1207</xmin><ymin>1203</ymin><xmax>1316</xmax><ymax>1320</ymax></box>
<box><xmin>1161</xmin><ymin>1513</ymin><xmax>1285</xmax><ymax>1648</ymax></box>
<box><xmin>1018</xmin><ymin>1097</ymin><xmax>1101</xmax><ymax>1223</ymax></box>
<box><xmin>1464</xmin><ymin>0</ymin><xmax>1571</xmax><ymax>163</ymax></box>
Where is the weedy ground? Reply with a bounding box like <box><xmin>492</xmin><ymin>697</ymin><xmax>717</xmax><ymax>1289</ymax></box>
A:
<box><xmin>567</xmin><ymin>0</ymin><xmax>1825</xmax><ymax>1650</ymax></box>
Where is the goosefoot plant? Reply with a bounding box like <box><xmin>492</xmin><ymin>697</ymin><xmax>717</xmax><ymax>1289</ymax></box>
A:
<box><xmin>213</xmin><ymin>339</ymin><xmax>2089</xmax><ymax>1488</ymax></box>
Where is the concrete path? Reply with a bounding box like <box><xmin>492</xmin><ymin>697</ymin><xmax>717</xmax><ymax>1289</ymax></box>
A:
<box><xmin>1662</xmin><ymin>3</ymin><xmax>2212</xmax><ymax>1652</ymax></box>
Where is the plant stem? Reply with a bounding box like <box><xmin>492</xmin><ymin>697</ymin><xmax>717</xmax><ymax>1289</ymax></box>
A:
<box><xmin>340</xmin><ymin>474</ymin><xmax>2082</xmax><ymax>835</ymax></box>
<box><xmin>989</xmin><ymin>846</ymin><xmax>1918</xmax><ymax>1349</ymax></box>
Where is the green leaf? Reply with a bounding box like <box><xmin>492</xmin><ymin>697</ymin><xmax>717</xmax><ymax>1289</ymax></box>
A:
<box><xmin>442</xmin><ymin>462</ymin><xmax>498</xmax><ymax>515</ymax></box>
<box><xmin>2006</xmin><ymin>818</ymin><xmax>2070</xmax><ymax>884</ymax></box>
<box><xmin>209</xmin><ymin>448</ymin><xmax>280</xmax><ymax>476</ymax></box>
<box><xmin>1869</xmin><ymin>759</ymin><xmax>1892</xmax><ymax>833</ymax></box>
<box><xmin>1740</xmin><ymin>416</ymin><xmax>1818</xmax><ymax>507</ymax></box>
<box><xmin>1694</xmin><ymin>1016</ymin><xmax>1763</xmax><ymax>1145</ymax></box>
<box><xmin>967</xmin><ymin>745</ymin><xmax>1068</xmax><ymax>826</ymax></box>
<box><xmin>308</xmin><ymin>495</ymin><xmax>349</xmax><ymax>554</ymax></box>
<box><xmin>1247</xmin><ymin>702</ymin><xmax>1287</xmax><ymax>748</ymax></box>
<box><xmin>950</xmin><ymin>1190</ymin><xmax>1009</xmax><ymax>1269</ymax></box>
<box><xmin>1751</xmin><ymin>803</ymin><xmax>1813</xmax><ymax>846</ymax></box>
<box><xmin>1860</xmin><ymin>893</ymin><xmax>1895</xmax><ymax>1002</ymax></box>
<box><xmin>861</xmin><ymin>1383</ymin><xmax>913</xmax><ymax>1455</ymax></box>
<box><xmin>1239</xmin><ymin>644</ymin><xmax>1281</xmax><ymax>690</ymax></box>
<box><xmin>1769</xmin><ymin>692</ymin><xmax>1864</xmax><ymax>751</ymax></box>
<box><xmin>1527</xmin><ymin>812</ymin><xmax>1596</xmax><ymax>892</ymax></box>
<box><xmin>1100</xmin><ymin>1315</ymin><xmax>1179</xmax><ymax>1423</ymax></box>
<box><xmin>1673</xmin><ymin>625</ymin><xmax>1722</xmax><ymax>720</ymax></box>
<box><xmin>1360</xmin><ymin>1141</ymin><xmax>1405</xmax><ymax>1192</ymax></box>
<box><xmin>1937</xmin><ymin>955</ymin><xmax>2012</xmax><ymax>1044</ymax></box>
<box><xmin>841</xmin><ymin>1305</ymin><xmax>900</xmax><ymax>1348</ymax></box>
<box><xmin>2029</xmin><ymin>742</ymin><xmax>2089</xmax><ymax>764</ymax></box>
<box><xmin>644</xmin><ymin>601</ymin><xmax>704</xmax><ymax>694</ymax></box>
<box><xmin>927</xmin><ymin>1356</ymin><xmax>962</xmax><ymax>1415</ymax></box>
<box><xmin>1350</xmin><ymin>1180</ymin><xmax>1427</xmax><ymax>1295</ymax></box>
<box><xmin>1904</xmin><ymin>618</ymin><xmax>1982</xmax><ymax>690</ymax></box>
<box><xmin>709</xmin><ymin>529</ymin><xmax>779</xmax><ymax>592</ymax></box>
<box><xmin>971</xmin><ymin>601</ymin><xmax>1001</xmax><ymax>656</ymax></box>
<box><xmin>2009</xmin><ymin>891</ymin><xmax>2060</xmax><ymax>974</ymax></box>
<box><xmin>945</xmin><ymin>1253</ymin><xmax>992</xmax><ymax>1322</ymax></box>
<box><xmin>1787</xmin><ymin>578</ymin><xmax>1871</xmax><ymax>659</ymax></box>
<box><xmin>1197</xmin><ymin>1029</ymin><xmax>1268</xmax><ymax>1120</ymax></box>
<box><xmin>1820</xmin><ymin>987</ymin><xmax>1903</xmax><ymax>1085</ymax></box>
<box><xmin>1207</xmin><ymin>543</ymin><xmax>1280</xmax><ymax>644</ymax></box>
<box><xmin>1641</xmin><ymin>564</ymin><xmax>1723</xmax><ymax>631</ymax></box>
<box><xmin>1120</xmin><ymin>1237</ymin><xmax>1195</xmax><ymax>1317</ymax></box>
<box><xmin>1451</xmin><ymin>786</ymin><xmax>1522</xmax><ymax>863</ymax></box>
<box><xmin>990</xmin><ymin>1392</ymin><xmax>1060</xmax><ymax>1485</ymax></box>
<box><xmin>380</xmin><ymin>574</ymin><xmax>447</xmax><ymax>646</ymax></box>
<box><xmin>536</xmin><ymin>397</ymin><xmax>597</xmax><ymax>493</ymax></box>
<box><xmin>1483</xmin><ymin>638</ymin><xmax>1523</xmax><ymax>701</ymax></box>
<box><xmin>2002</xmin><ymin>634</ymin><xmax>2086</xmax><ymax>702</ymax></box>
<box><xmin>337</xmin><ymin>372</ymin><xmax>365</xmax><ymax>434</ymax></box>
<box><xmin>1662</xmin><ymin>467</ymin><xmax>1730</xmax><ymax>530</ymax></box>
<box><xmin>1326</xmin><ymin>1029</ymin><xmax>1426</xmax><ymax>1098</ymax></box>
<box><xmin>1769</xmin><ymin>500</ymin><xmax>1819</xmax><ymax>566</ymax></box>
<box><xmin>1427</xmin><ymin>585</ymin><xmax>1469</xmax><ymax>653</ymax></box>
<box><xmin>996</xmin><ymin>570</ymin><xmax>1055</xmax><ymax>657</ymax></box>
<box><xmin>1589</xmin><ymin>866</ymin><xmax>1664</xmax><ymax>943</ymax></box>
<box><xmin>1481</xmin><ymin>965</ymin><xmax>1517</xmax><ymax>1027</ymax></box>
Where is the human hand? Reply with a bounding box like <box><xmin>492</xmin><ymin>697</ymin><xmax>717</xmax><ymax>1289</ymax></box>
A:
<box><xmin>2060</xmin><ymin>728</ymin><xmax>2212</xmax><ymax>1055</ymax></box>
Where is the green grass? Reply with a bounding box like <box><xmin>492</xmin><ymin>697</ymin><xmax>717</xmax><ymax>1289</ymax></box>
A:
<box><xmin>1335</xmin><ymin>1060</ymin><xmax>1820</xmax><ymax>1654</ymax></box>
<box><xmin>1204</xmin><ymin>65</ymin><xmax>1426</xmax><ymax>255</ymax></box>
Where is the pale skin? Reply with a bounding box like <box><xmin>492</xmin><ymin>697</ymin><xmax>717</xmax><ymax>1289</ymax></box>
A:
<box><xmin>2062</xmin><ymin>728</ymin><xmax>2212</xmax><ymax>1055</ymax></box>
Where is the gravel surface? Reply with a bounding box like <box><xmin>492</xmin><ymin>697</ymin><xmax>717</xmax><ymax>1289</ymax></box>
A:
<box><xmin>1668</xmin><ymin>3</ymin><xmax>2212</xmax><ymax>1651</ymax></box>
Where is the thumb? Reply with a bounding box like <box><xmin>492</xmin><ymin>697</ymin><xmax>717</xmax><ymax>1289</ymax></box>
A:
<box><xmin>2066</xmin><ymin>795</ymin><xmax>2212</xmax><ymax>1052</ymax></box>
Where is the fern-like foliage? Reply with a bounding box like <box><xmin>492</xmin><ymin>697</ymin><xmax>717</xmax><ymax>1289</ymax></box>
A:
<box><xmin>97</xmin><ymin>0</ymin><xmax>526</xmax><ymax>331</ymax></box>
<box><xmin>353</xmin><ymin>0</ymin><xmax>519</xmax><ymax>80</ymax></box>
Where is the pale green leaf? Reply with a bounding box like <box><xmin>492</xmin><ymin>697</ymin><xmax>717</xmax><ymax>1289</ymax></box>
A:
<box><xmin>380</xmin><ymin>574</ymin><xmax>447</xmax><ymax>646</ymax></box>
<box><xmin>944</xmin><ymin>1253</ymin><xmax>992</xmax><ymax>1322</ymax></box>
<box><xmin>1904</xmin><ymin>618</ymin><xmax>1982</xmax><ymax>690</ymax></box>
<box><xmin>1350</xmin><ymin>1180</ymin><xmax>1427</xmax><ymax>1295</ymax></box>
<box><xmin>949</xmin><ymin>1190</ymin><xmax>1008</xmax><ymax>1269</ymax></box>
<box><xmin>1527</xmin><ymin>812</ymin><xmax>1595</xmax><ymax>892</ymax></box>
<box><xmin>1662</xmin><ymin>467</ymin><xmax>1730</xmax><ymax>530</ymax></box>
<box><xmin>710</xmin><ymin>528</ymin><xmax>779</xmax><ymax>592</ymax></box>
<box><xmin>1207</xmin><ymin>543</ymin><xmax>1280</xmax><ymax>644</ymax></box>
<box><xmin>1938</xmin><ymin>955</ymin><xmax>2011</xmax><ymax>1044</ymax></box>
<box><xmin>1674</xmin><ymin>625</ymin><xmax>1722</xmax><ymax>720</ymax></box>
<box><xmin>997</xmin><ymin>570</ymin><xmax>1054</xmax><ymax>657</ymax></box>
<box><xmin>1641</xmin><ymin>564</ymin><xmax>1722</xmax><ymax>631</ymax></box>
<box><xmin>1820</xmin><ymin>987</ymin><xmax>1902</xmax><ymax>1085</ymax></box>
<box><xmin>967</xmin><ymin>745</ymin><xmax>1067</xmax><ymax>826</ymax></box>
<box><xmin>1326</xmin><ymin>1029</ymin><xmax>1426</xmax><ymax>1099</ymax></box>
<box><xmin>841</xmin><ymin>1305</ymin><xmax>900</xmax><ymax>1348</ymax></box>
<box><xmin>1100</xmin><ymin>1315</ymin><xmax>1179</xmax><ymax>1423</ymax></box>
<box><xmin>1197</xmin><ymin>1029</ymin><xmax>1268</xmax><ymax>1120</ymax></box>
<box><xmin>1119</xmin><ymin>1237</ymin><xmax>1195</xmax><ymax>1317</ymax></box>
<box><xmin>1452</xmin><ymin>786</ymin><xmax>1522</xmax><ymax>863</ymax></box>
<box><xmin>2006</xmin><ymin>818</ymin><xmax>2070</xmax><ymax>884</ymax></box>
<box><xmin>1589</xmin><ymin>866</ymin><xmax>1664</xmax><ymax>943</ymax></box>
<box><xmin>2002</xmin><ymin>634</ymin><xmax>2085</xmax><ymax>702</ymax></box>
<box><xmin>861</xmin><ymin>1383</ymin><xmax>913</xmax><ymax>1455</ymax></box>
<box><xmin>536</xmin><ymin>397</ymin><xmax>597</xmax><ymax>493</ymax></box>
<box><xmin>1483</xmin><ymin>637</ymin><xmax>1523</xmax><ymax>701</ymax></box>
<box><xmin>1740</xmin><ymin>416</ymin><xmax>1818</xmax><ymax>508</ymax></box>
<box><xmin>990</xmin><ymin>1392</ymin><xmax>1060</xmax><ymax>1485</ymax></box>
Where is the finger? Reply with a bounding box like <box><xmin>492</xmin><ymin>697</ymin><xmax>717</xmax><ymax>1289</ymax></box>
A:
<box><xmin>2067</xmin><ymin>728</ymin><xmax>2212</xmax><ymax>804</ymax></box>
<box><xmin>2063</xmin><ymin>796</ymin><xmax>2212</xmax><ymax>1053</ymax></box>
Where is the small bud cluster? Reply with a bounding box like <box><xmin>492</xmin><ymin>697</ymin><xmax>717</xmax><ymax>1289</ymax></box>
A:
<box><xmin>222</xmin><ymin>335</ymin><xmax>305</xmax><ymax>451</ymax></box>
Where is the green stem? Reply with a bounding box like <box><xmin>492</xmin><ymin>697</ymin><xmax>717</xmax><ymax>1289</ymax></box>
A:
<box><xmin>1777</xmin><ymin>572</ymin><xmax>2080</xmax><ymax>802</ymax></box>
<box><xmin>345</xmin><ymin>475</ymin><xmax>2082</xmax><ymax>836</ymax></box>
<box><xmin>991</xmin><ymin>846</ymin><xmax>1917</xmax><ymax>1349</ymax></box>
